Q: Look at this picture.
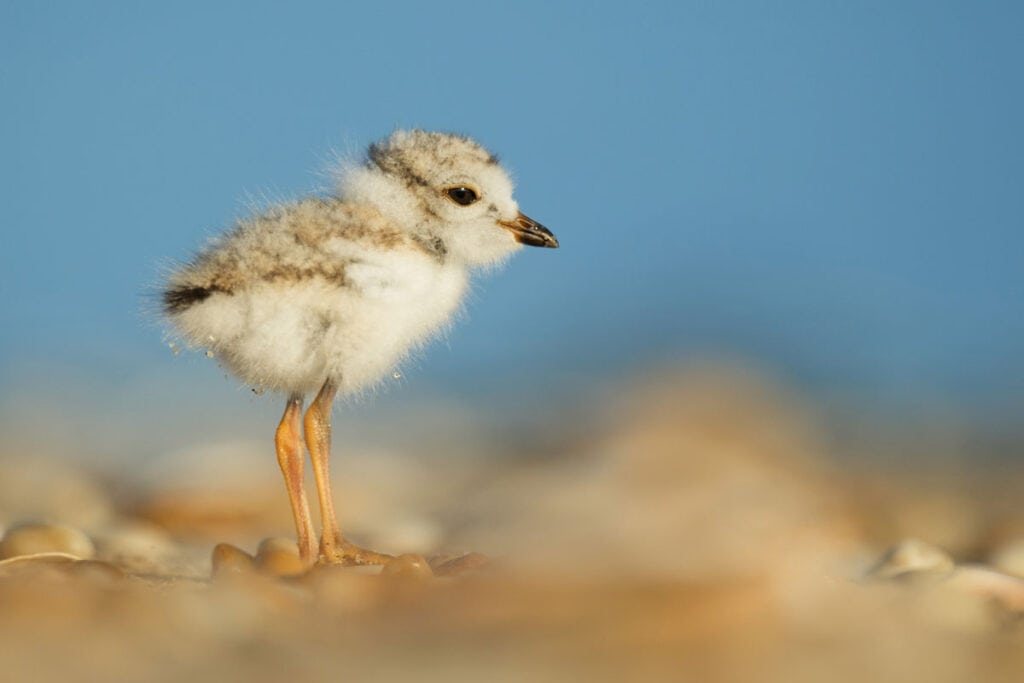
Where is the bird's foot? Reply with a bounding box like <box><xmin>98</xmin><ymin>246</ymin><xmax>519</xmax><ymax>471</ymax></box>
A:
<box><xmin>318</xmin><ymin>538</ymin><xmax>393</xmax><ymax>567</ymax></box>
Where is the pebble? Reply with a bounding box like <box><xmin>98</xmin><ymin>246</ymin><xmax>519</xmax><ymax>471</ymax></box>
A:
<box><xmin>94</xmin><ymin>522</ymin><xmax>179</xmax><ymax>573</ymax></box>
<box><xmin>989</xmin><ymin>537</ymin><xmax>1024</xmax><ymax>578</ymax></box>
<box><xmin>381</xmin><ymin>553</ymin><xmax>433</xmax><ymax>579</ymax></box>
<box><xmin>948</xmin><ymin>565</ymin><xmax>1024</xmax><ymax>612</ymax></box>
<box><xmin>867</xmin><ymin>538</ymin><xmax>955</xmax><ymax>580</ymax></box>
<box><xmin>0</xmin><ymin>553</ymin><xmax>126</xmax><ymax>585</ymax></box>
<box><xmin>867</xmin><ymin>539</ymin><xmax>1024</xmax><ymax>616</ymax></box>
<box><xmin>0</xmin><ymin>552</ymin><xmax>79</xmax><ymax>577</ymax></box>
<box><xmin>0</xmin><ymin>523</ymin><xmax>96</xmax><ymax>560</ymax></box>
<box><xmin>211</xmin><ymin>542</ymin><xmax>256</xmax><ymax>579</ymax></box>
<box><xmin>254</xmin><ymin>537</ymin><xmax>307</xmax><ymax>577</ymax></box>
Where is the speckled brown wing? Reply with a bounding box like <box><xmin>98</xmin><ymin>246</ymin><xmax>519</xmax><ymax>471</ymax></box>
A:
<box><xmin>162</xmin><ymin>198</ymin><xmax>418</xmax><ymax>316</ymax></box>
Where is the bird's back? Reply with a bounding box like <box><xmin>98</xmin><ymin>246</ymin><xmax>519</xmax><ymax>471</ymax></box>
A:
<box><xmin>164</xmin><ymin>197</ymin><xmax>468</xmax><ymax>395</ymax></box>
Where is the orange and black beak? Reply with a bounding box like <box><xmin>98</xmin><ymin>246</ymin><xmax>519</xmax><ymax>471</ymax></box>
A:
<box><xmin>498</xmin><ymin>212</ymin><xmax>559</xmax><ymax>248</ymax></box>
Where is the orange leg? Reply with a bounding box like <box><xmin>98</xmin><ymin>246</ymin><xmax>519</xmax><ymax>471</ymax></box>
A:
<box><xmin>304</xmin><ymin>380</ymin><xmax>392</xmax><ymax>566</ymax></box>
<box><xmin>275</xmin><ymin>396</ymin><xmax>316</xmax><ymax>566</ymax></box>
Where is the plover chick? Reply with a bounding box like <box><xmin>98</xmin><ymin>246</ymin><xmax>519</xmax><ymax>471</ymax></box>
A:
<box><xmin>163</xmin><ymin>130</ymin><xmax>558</xmax><ymax>567</ymax></box>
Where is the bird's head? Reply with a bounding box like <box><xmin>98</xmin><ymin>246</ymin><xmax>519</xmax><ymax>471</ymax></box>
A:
<box><xmin>339</xmin><ymin>130</ymin><xmax>558</xmax><ymax>266</ymax></box>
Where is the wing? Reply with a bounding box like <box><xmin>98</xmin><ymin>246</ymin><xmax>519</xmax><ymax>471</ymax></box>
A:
<box><xmin>162</xmin><ymin>197</ymin><xmax>418</xmax><ymax>316</ymax></box>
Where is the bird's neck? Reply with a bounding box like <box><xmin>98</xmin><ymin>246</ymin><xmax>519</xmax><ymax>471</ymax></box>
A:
<box><xmin>338</xmin><ymin>165</ymin><xmax>428</xmax><ymax>232</ymax></box>
<box><xmin>410</xmin><ymin>233</ymin><xmax>449</xmax><ymax>263</ymax></box>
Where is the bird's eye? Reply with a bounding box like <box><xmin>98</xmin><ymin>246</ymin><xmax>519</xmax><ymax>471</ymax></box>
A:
<box><xmin>444</xmin><ymin>186</ymin><xmax>479</xmax><ymax>206</ymax></box>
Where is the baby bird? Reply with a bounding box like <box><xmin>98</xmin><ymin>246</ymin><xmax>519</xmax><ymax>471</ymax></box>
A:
<box><xmin>163</xmin><ymin>130</ymin><xmax>558</xmax><ymax>567</ymax></box>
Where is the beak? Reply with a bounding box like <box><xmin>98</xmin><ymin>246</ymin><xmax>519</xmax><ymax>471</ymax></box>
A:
<box><xmin>498</xmin><ymin>211</ymin><xmax>559</xmax><ymax>248</ymax></box>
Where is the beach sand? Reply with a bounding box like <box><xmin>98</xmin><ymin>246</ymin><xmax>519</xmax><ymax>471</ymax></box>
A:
<box><xmin>2</xmin><ymin>367</ymin><xmax>1022</xmax><ymax>682</ymax></box>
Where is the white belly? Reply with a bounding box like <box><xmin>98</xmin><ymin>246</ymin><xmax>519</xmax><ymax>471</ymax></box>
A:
<box><xmin>176</xmin><ymin>254</ymin><xmax>468</xmax><ymax>396</ymax></box>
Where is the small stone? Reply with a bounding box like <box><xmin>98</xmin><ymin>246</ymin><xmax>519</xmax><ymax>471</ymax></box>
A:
<box><xmin>211</xmin><ymin>542</ymin><xmax>255</xmax><ymax>579</ymax></box>
<box><xmin>381</xmin><ymin>553</ymin><xmax>433</xmax><ymax>579</ymax></box>
<box><xmin>432</xmin><ymin>552</ymin><xmax>490</xmax><ymax>577</ymax></box>
<box><xmin>0</xmin><ymin>552</ymin><xmax>79</xmax><ymax>577</ymax></box>
<box><xmin>255</xmin><ymin>537</ymin><xmax>299</xmax><ymax>556</ymax></box>
<box><xmin>0</xmin><ymin>523</ymin><xmax>96</xmax><ymax>560</ymax></box>
<box><xmin>948</xmin><ymin>565</ymin><xmax>1024</xmax><ymax>613</ymax></box>
<box><xmin>254</xmin><ymin>537</ymin><xmax>307</xmax><ymax>577</ymax></box>
<box><xmin>94</xmin><ymin>522</ymin><xmax>179</xmax><ymax>574</ymax></box>
<box><xmin>867</xmin><ymin>538</ymin><xmax>955</xmax><ymax>580</ymax></box>
<box><xmin>990</xmin><ymin>537</ymin><xmax>1024</xmax><ymax>578</ymax></box>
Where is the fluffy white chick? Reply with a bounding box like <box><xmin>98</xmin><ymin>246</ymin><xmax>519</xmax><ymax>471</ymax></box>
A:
<box><xmin>163</xmin><ymin>130</ymin><xmax>558</xmax><ymax>567</ymax></box>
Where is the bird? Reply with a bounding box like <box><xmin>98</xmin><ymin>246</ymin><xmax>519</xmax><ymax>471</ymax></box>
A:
<box><xmin>162</xmin><ymin>130</ymin><xmax>558</xmax><ymax>568</ymax></box>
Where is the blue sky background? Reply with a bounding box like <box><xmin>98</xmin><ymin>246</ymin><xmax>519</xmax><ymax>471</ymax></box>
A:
<box><xmin>2</xmin><ymin>1</ymin><xmax>1022</xmax><ymax>422</ymax></box>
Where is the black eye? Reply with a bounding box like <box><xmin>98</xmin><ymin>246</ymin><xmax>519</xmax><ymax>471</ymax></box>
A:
<box><xmin>445</xmin><ymin>186</ymin><xmax>479</xmax><ymax>206</ymax></box>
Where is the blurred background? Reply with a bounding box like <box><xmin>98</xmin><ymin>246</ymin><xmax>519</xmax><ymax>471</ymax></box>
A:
<box><xmin>1</xmin><ymin>2</ymin><xmax>1024</xmax><ymax>680</ymax></box>
<box><xmin>3</xmin><ymin>0</ymin><xmax>1022</xmax><ymax>438</ymax></box>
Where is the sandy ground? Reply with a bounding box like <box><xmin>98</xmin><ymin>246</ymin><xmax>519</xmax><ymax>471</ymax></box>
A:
<box><xmin>1</xmin><ymin>367</ymin><xmax>1023</xmax><ymax>682</ymax></box>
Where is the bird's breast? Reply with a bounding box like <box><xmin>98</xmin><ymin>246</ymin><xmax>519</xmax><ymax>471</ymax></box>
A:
<box><xmin>317</xmin><ymin>253</ymin><xmax>468</xmax><ymax>391</ymax></box>
<box><xmin>345</xmin><ymin>251</ymin><xmax>465</xmax><ymax>311</ymax></box>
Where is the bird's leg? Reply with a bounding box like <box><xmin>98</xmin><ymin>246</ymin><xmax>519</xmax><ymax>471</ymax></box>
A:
<box><xmin>304</xmin><ymin>380</ymin><xmax>392</xmax><ymax>566</ymax></box>
<box><xmin>275</xmin><ymin>396</ymin><xmax>316</xmax><ymax>566</ymax></box>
